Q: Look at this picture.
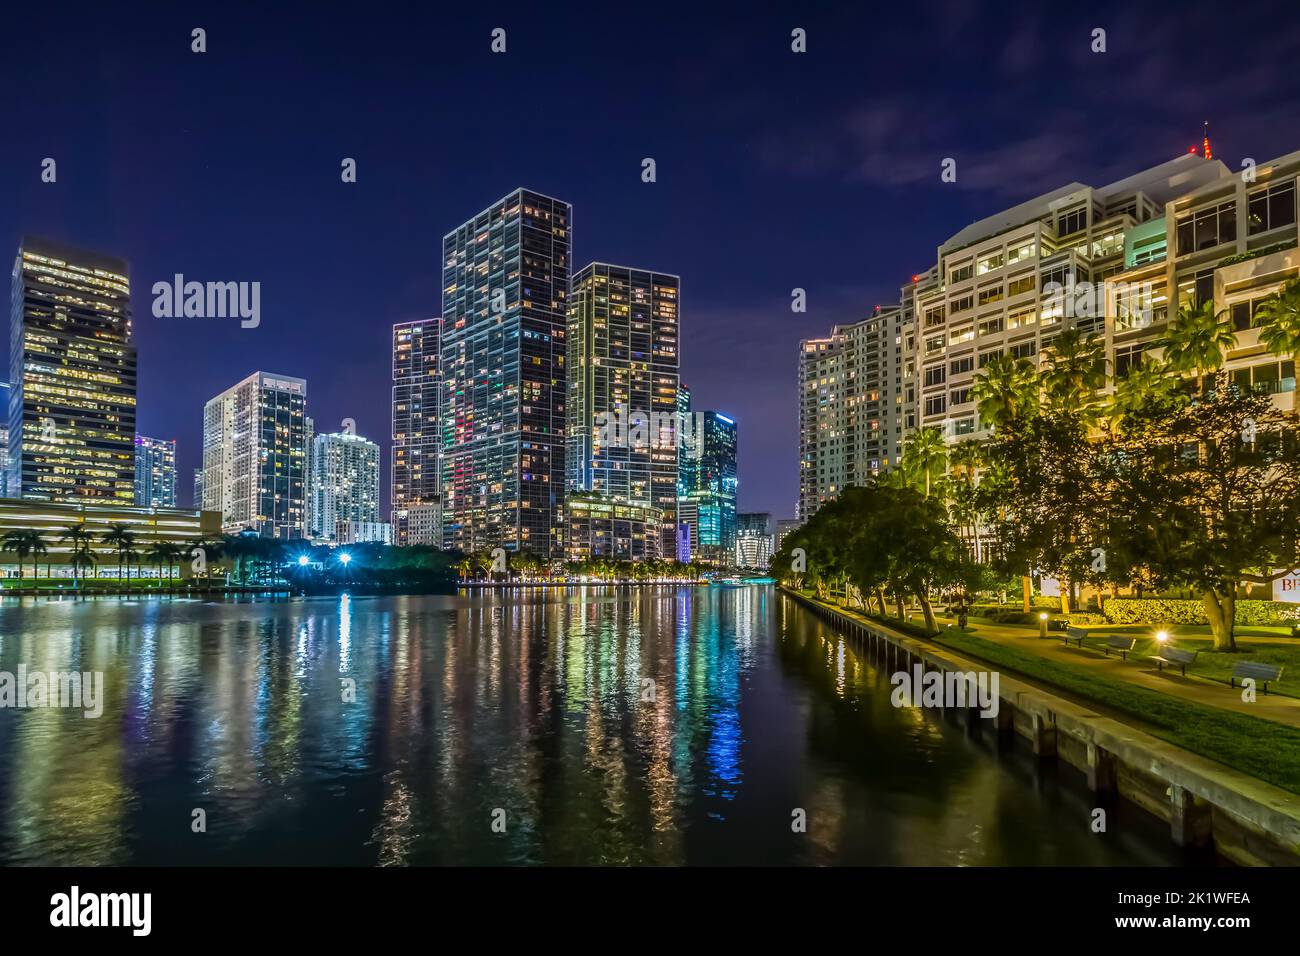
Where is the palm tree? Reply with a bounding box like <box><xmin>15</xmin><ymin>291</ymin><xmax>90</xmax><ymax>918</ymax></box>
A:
<box><xmin>59</xmin><ymin>523</ymin><xmax>96</xmax><ymax>589</ymax></box>
<box><xmin>1255</xmin><ymin>277</ymin><xmax>1300</xmax><ymax>358</ymax></box>
<box><xmin>456</xmin><ymin>556</ymin><xmax>473</xmax><ymax>583</ymax></box>
<box><xmin>900</xmin><ymin>425</ymin><xmax>948</xmax><ymax>499</ymax></box>
<box><xmin>2</xmin><ymin>529</ymin><xmax>39</xmax><ymax>583</ymax></box>
<box><xmin>71</xmin><ymin>546</ymin><xmax>97</xmax><ymax>586</ymax></box>
<box><xmin>1157</xmin><ymin>300</ymin><xmax>1236</xmax><ymax>380</ymax></box>
<box><xmin>1108</xmin><ymin>354</ymin><xmax>1188</xmax><ymax>431</ymax></box>
<box><xmin>971</xmin><ymin>354</ymin><xmax>1039</xmax><ymax>431</ymax></box>
<box><xmin>28</xmin><ymin>532</ymin><xmax>48</xmax><ymax>581</ymax></box>
<box><xmin>101</xmin><ymin>523</ymin><xmax>136</xmax><ymax>583</ymax></box>
<box><xmin>146</xmin><ymin>541</ymin><xmax>182</xmax><ymax>586</ymax></box>
<box><xmin>121</xmin><ymin>541</ymin><xmax>141</xmax><ymax>587</ymax></box>
<box><xmin>1041</xmin><ymin>327</ymin><xmax>1106</xmax><ymax>418</ymax></box>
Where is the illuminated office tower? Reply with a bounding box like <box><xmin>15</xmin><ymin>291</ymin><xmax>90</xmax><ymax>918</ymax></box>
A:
<box><xmin>134</xmin><ymin>435</ymin><xmax>177</xmax><ymax>508</ymax></box>
<box><xmin>8</xmin><ymin>237</ymin><xmax>137</xmax><ymax>503</ymax></box>
<box><xmin>392</xmin><ymin>318</ymin><xmax>442</xmax><ymax>545</ymax></box>
<box><xmin>192</xmin><ymin>468</ymin><xmax>202</xmax><ymax>509</ymax></box>
<box><xmin>202</xmin><ymin>371</ymin><xmax>308</xmax><ymax>538</ymax></box>
<box><xmin>441</xmin><ymin>188</ymin><xmax>570</xmax><ymax>557</ymax></box>
<box><xmin>567</xmin><ymin>263</ymin><xmax>680</xmax><ymax>558</ymax></box>
<box><xmin>680</xmin><ymin>410</ymin><xmax>737</xmax><ymax>564</ymax></box>
<box><xmin>0</xmin><ymin>382</ymin><xmax>9</xmax><ymax>497</ymax></box>
<box><xmin>309</xmin><ymin>430</ymin><xmax>380</xmax><ymax>543</ymax></box>
<box><xmin>735</xmin><ymin>512</ymin><xmax>773</xmax><ymax>569</ymax></box>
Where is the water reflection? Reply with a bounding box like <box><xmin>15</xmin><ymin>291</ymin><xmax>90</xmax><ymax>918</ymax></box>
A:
<box><xmin>0</xmin><ymin>588</ymin><xmax>1187</xmax><ymax>865</ymax></box>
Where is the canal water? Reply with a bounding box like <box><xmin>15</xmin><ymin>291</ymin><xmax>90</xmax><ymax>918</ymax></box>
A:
<box><xmin>0</xmin><ymin>587</ymin><xmax>1191</xmax><ymax>865</ymax></box>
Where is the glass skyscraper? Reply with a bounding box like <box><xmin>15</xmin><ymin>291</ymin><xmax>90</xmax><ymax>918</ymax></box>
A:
<box><xmin>680</xmin><ymin>409</ymin><xmax>738</xmax><ymax>564</ymax></box>
<box><xmin>134</xmin><ymin>435</ymin><xmax>177</xmax><ymax>508</ymax></box>
<box><xmin>202</xmin><ymin>371</ymin><xmax>308</xmax><ymax>538</ymax></box>
<box><xmin>8</xmin><ymin>237</ymin><xmax>137</xmax><ymax>503</ymax></box>
<box><xmin>567</xmin><ymin>262</ymin><xmax>679</xmax><ymax>558</ymax></box>
<box><xmin>391</xmin><ymin>318</ymin><xmax>442</xmax><ymax>545</ymax></box>
<box><xmin>441</xmin><ymin>189</ymin><xmax>570</xmax><ymax>557</ymax></box>
<box><xmin>309</xmin><ymin>431</ymin><xmax>380</xmax><ymax>543</ymax></box>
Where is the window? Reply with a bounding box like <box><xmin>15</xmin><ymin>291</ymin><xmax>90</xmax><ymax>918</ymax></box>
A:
<box><xmin>1230</xmin><ymin>293</ymin><xmax>1274</xmax><ymax>331</ymax></box>
<box><xmin>923</xmin><ymin>365</ymin><xmax>946</xmax><ymax>387</ymax></box>
<box><xmin>1041</xmin><ymin>264</ymin><xmax>1070</xmax><ymax>290</ymax></box>
<box><xmin>925</xmin><ymin>335</ymin><xmax>945</xmax><ymax>354</ymax></box>
<box><xmin>1010</xmin><ymin>340</ymin><xmax>1037</xmax><ymax>359</ymax></box>
<box><xmin>924</xmin><ymin>306</ymin><xmax>946</xmax><ymax>328</ymax></box>
<box><xmin>1248</xmin><ymin>180</ymin><xmax>1297</xmax><ymax>235</ymax></box>
<box><xmin>978</xmin><ymin>349</ymin><xmax>1002</xmax><ymax>367</ymax></box>
<box><xmin>1007</xmin><ymin>274</ymin><xmax>1035</xmax><ymax>296</ymax></box>
<box><xmin>1175</xmin><ymin>201</ymin><xmax>1236</xmax><ymax>255</ymax></box>
<box><xmin>1114</xmin><ymin>344</ymin><xmax>1146</xmax><ymax>378</ymax></box>
<box><xmin>978</xmin><ymin>316</ymin><xmax>1003</xmax><ymax>336</ymax></box>
<box><xmin>1007</xmin><ymin>241</ymin><xmax>1036</xmax><ymax>265</ymax></box>
<box><xmin>954</xmin><ymin>417</ymin><xmax>976</xmax><ymax>436</ymax></box>
<box><xmin>977</xmin><ymin>285</ymin><xmax>1003</xmax><ymax>306</ymax></box>
<box><xmin>1232</xmin><ymin>360</ymin><xmax>1296</xmax><ymax>395</ymax></box>
<box><xmin>950</xmin><ymin>326</ymin><xmax>975</xmax><ymax>345</ymax></box>
<box><xmin>977</xmin><ymin>252</ymin><xmax>1004</xmax><ymax>275</ymax></box>
<box><xmin>950</xmin><ymin>262</ymin><xmax>973</xmax><ymax>283</ymax></box>
<box><xmin>950</xmin><ymin>387</ymin><xmax>972</xmax><ymax>405</ymax></box>
<box><xmin>950</xmin><ymin>356</ymin><xmax>974</xmax><ymax>375</ymax></box>
<box><xmin>1057</xmin><ymin>207</ymin><xmax>1087</xmax><ymax>236</ymax></box>
<box><xmin>1006</xmin><ymin>307</ymin><xmax>1036</xmax><ymax>330</ymax></box>
<box><xmin>924</xmin><ymin>395</ymin><xmax>947</xmax><ymax>416</ymax></box>
<box><xmin>950</xmin><ymin>294</ymin><xmax>974</xmax><ymax>313</ymax></box>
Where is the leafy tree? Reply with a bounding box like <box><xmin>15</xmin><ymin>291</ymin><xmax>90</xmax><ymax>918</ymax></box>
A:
<box><xmin>1158</xmin><ymin>300</ymin><xmax>1237</xmax><ymax>380</ymax></box>
<box><xmin>1105</xmin><ymin>373</ymin><xmax>1300</xmax><ymax>650</ymax></box>
<box><xmin>1255</xmin><ymin>277</ymin><xmax>1300</xmax><ymax>358</ymax></box>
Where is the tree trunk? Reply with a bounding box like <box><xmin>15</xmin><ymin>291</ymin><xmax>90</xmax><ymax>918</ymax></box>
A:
<box><xmin>1059</xmin><ymin>577</ymin><xmax>1071</xmax><ymax>615</ymax></box>
<box><xmin>917</xmin><ymin>590</ymin><xmax>937</xmax><ymax>634</ymax></box>
<box><xmin>1202</xmin><ymin>588</ymin><xmax>1238</xmax><ymax>651</ymax></box>
<box><xmin>895</xmin><ymin>593</ymin><xmax>905</xmax><ymax>621</ymax></box>
<box><xmin>875</xmin><ymin>588</ymin><xmax>888</xmax><ymax>616</ymax></box>
<box><xmin>1021</xmin><ymin>574</ymin><xmax>1031</xmax><ymax>613</ymax></box>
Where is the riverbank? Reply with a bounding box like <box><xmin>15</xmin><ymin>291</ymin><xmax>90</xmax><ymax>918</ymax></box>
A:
<box><xmin>0</xmin><ymin>585</ymin><xmax>289</xmax><ymax>598</ymax></box>
<box><xmin>782</xmin><ymin>587</ymin><xmax>1300</xmax><ymax>866</ymax></box>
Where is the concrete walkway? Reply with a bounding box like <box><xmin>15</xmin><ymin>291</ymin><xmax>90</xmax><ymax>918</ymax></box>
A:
<box><xmin>936</xmin><ymin>615</ymin><xmax>1300</xmax><ymax>728</ymax></box>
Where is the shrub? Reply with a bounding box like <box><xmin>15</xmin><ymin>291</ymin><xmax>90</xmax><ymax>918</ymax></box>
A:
<box><xmin>1067</xmin><ymin>612</ymin><xmax>1107</xmax><ymax>625</ymax></box>
<box><xmin>1102</xmin><ymin>598</ymin><xmax>1300</xmax><ymax>627</ymax></box>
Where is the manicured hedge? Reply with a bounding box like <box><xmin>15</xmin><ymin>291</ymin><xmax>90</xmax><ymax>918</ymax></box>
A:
<box><xmin>1102</xmin><ymin>598</ymin><xmax>1300</xmax><ymax>626</ymax></box>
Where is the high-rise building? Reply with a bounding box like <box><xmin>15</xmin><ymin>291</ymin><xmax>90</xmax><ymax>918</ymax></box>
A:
<box><xmin>567</xmin><ymin>263</ymin><xmax>680</xmax><ymax>559</ymax></box>
<box><xmin>0</xmin><ymin>381</ymin><xmax>10</xmax><ymax>498</ymax></box>
<box><xmin>8</xmin><ymin>237</ymin><xmax>137</xmax><ymax>504</ymax></box>
<box><xmin>392</xmin><ymin>318</ymin><xmax>442</xmax><ymax>546</ymax></box>
<box><xmin>679</xmin><ymin>410</ymin><xmax>737</xmax><ymax>564</ymax></box>
<box><xmin>798</xmin><ymin>307</ymin><xmax>903</xmax><ymax>520</ymax></box>
<box><xmin>192</xmin><ymin>468</ymin><xmax>202</xmax><ymax>510</ymax></box>
<box><xmin>441</xmin><ymin>188</ymin><xmax>571</xmax><ymax>557</ymax></box>
<box><xmin>735</xmin><ymin>512</ymin><xmax>774</xmax><ymax>569</ymax></box>
<box><xmin>309</xmin><ymin>431</ymin><xmax>381</xmax><ymax>543</ymax></box>
<box><xmin>202</xmin><ymin>371</ymin><xmax>308</xmax><ymax>538</ymax></box>
<box><xmin>775</xmin><ymin>518</ymin><xmax>802</xmax><ymax>550</ymax></box>
<box><xmin>134</xmin><ymin>435</ymin><xmax>177</xmax><ymax>508</ymax></box>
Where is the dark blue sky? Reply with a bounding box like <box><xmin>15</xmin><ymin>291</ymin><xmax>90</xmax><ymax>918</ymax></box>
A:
<box><xmin>5</xmin><ymin>1</ymin><xmax>1300</xmax><ymax>518</ymax></box>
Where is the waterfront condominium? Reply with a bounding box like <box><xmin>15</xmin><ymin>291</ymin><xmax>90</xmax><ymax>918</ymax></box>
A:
<box><xmin>309</xmin><ymin>430</ymin><xmax>381</xmax><ymax>543</ymax></box>
<box><xmin>134</xmin><ymin>435</ymin><xmax>177</xmax><ymax>508</ymax></box>
<box><xmin>0</xmin><ymin>381</ymin><xmax>9</xmax><ymax>497</ymax></box>
<box><xmin>566</xmin><ymin>262</ymin><xmax>680</xmax><ymax>560</ymax></box>
<box><xmin>734</xmin><ymin>511</ymin><xmax>774</xmax><ymax>569</ymax></box>
<box><xmin>440</xmin><ymin>188</ymin><xmax>571</xmax><ymax>558</ymax></box>
<box><xmin>391</xmin><ymin>318</ymin><xmax>442</xmax><ymax>546</ymax></box>
<box><xmin>679</xmin><ymin>408</ymin><xmax>738</xmax><ymax>564</ymax></box>
<box><xmin>799</xmin><ymin>147</ymin><xmax>1300</xmax><ymax>519</ymax></box>
<box><xmin>797</xmin><ymin>304</ymin><xmax>905</xmax><ymax>521</ymax></box>
<box><xmin>7</xmin><ymin>237</ymin><xmax>137</xmax><ymax>504</ymax></box>
<box><xmin>202</xmin><ymin>371</ymin><xmax>308</xmax><ymax>538</ymax></box>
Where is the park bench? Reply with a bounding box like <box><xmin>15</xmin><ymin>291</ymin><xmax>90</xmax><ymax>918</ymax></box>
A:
<box><xmin>1151</xmin><ymin>646</ymin><xmax>1198</xmax><ymax>676</ymax></box>
<box><xmin>1062</xmin><ymin>626</ymin><xmax>1086</xmax><ymax>648</ymax></box>
<box><xmin>1230</xmin><ymin>661</ymin><xmax>1284</xmax><ymax>695</ymax></box>
<box><xmin>1103</xmin><ymin>635</ymin><xmax>1137</xmax><ymax>660</ymax></box>
<box><xmin>1047</xmin><ymin>618</ymin><xmax>1067</xmax><ymax>632</ymax></box>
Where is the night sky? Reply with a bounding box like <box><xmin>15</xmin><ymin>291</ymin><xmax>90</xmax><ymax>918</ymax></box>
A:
<box><xmin>5</xmin><ymin>1</ymin><xmax>1300</xmax><ymax>519</ymax></box>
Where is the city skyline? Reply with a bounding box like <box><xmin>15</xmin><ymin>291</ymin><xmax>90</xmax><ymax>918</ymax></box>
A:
<box><xmin>8</xmin><ymin>4</ymin><xmax>1299</xmax><ymax>520</ymax></box>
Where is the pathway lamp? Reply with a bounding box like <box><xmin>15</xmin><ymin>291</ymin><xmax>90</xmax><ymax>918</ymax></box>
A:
<box><xmin>1038</xmin><ymin>612</ymin><xmax>1049</xmax><ymax>639</ymax></box>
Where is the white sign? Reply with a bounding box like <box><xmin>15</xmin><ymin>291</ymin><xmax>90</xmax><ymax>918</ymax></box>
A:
<box><xmin>1273</xmin><ymin>570</ymin><xmax>1300</xmax><ymax>603</ymax></box>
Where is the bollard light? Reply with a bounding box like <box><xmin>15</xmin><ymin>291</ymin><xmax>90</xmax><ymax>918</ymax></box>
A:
<box><xmin>1038</xmin><ymin>611</ymin><xmax>1048</xmax><ymax>639</ymax></box>
<box><xmin>1155</xmin><ymin>630</ymin><xmax>1169</xmax><ymax>643</ymax></box>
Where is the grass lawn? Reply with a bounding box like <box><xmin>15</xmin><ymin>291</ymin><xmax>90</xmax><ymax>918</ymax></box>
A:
<box><xmin>793</xmin><ymin>591</ymin><xmax>1300</xmax><ymax>794</ymax></box>
<box><xmin>1058</xmin><ymin>627</ymin><xmax>1298</xmax><ymax>699</ymax></box>
<box><xmin>936</xmin><ymin>629</ymin><xmax>1300</xmax><ymax>795</ymax></box>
